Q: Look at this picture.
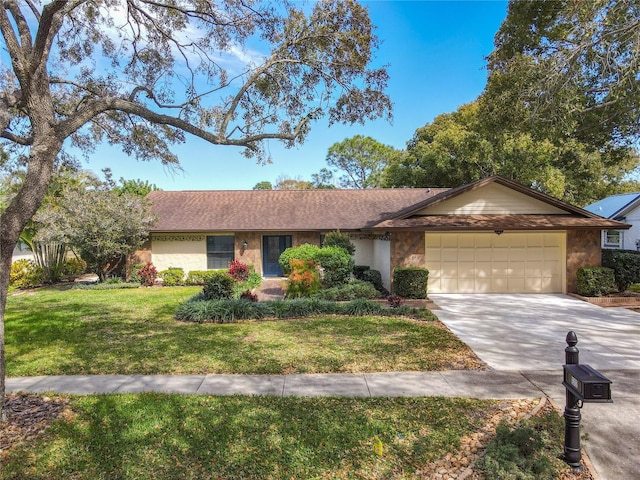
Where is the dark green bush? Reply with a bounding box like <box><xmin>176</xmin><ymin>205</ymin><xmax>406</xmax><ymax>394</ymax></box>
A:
<box><xmin>601</xmin><ymin>249</ymin><xmax>640</xmax><ymax>292</ymax></box>
<box><xmin>312</xmin><ymin>280</ymin><xmax>380</xmax><ymax>301</ymax></box>
<box><xmin>186</xmin><ymin>270</ymin><xmax>221</xmax><ymax>286</ymax></box>
<box><xmin>393</xmin><ymin>267</ymin><xmax>429</xmax><ymax>299</ymax></box>
<box><xmin>159</xmin><ymin>267</ymin><xmax>185</xmax><ymax>286</ymax></box>
<box><xmin>477</xmin><ymin>412</ymin><xmax>564</xmax><ymax>480</ymax></box>
<box><xmin>322</xmin><ymin>230</ymin><xmax>355</xmax><ymax>255</ymax></box>
<box><xmin>353</xmin><ymin>265</ymin><xmax>370</xmax><ymax>280</ymax></box>
<box><xmin>202</xmin><ymin>270</ymin><xmax>235</xmax><ymax>300</ymax></box>
<box><xmin>362</xmin><ymin>269</ymin><xmax>385</xmax><ymax>293</ymax></box>
<box><xmin>279</xmin><ymin>244</ymin><xmax>321</xmax><ymax>275</ymax></box>
<box><xmin>314</xmin><ymin>246</ymin><xmax>354</xmax><ymax>288</ymax></box>
<box><xmin>576</xmin><ymin>267</ymin><xmax>617</xmax><ymax>296</ymax></box>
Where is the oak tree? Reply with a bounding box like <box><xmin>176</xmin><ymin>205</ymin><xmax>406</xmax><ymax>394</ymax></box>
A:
<box><xmin>0</xmin><ymin>0</ymin><xmax>390</xmax><ymax>419</ymax></box>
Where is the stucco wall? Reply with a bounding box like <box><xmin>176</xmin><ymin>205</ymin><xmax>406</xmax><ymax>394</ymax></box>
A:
<box><xmin>566</xmin><ymin>229</ymin><xmax>602</xmax><ymax>293</ymax></box>
<box><xmin>151</xmin><ymin>234</ymin><xmax>208</xmax><ymax>273</ymax></box>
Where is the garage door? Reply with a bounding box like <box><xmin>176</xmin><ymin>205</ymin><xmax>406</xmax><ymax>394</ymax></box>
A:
<box><xmin>425</xmin><ymin>232</ymin><xmax>565</xmax><ymax>293</ymax></box>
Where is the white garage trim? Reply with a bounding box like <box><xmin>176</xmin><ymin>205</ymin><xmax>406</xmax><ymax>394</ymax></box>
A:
<box><xmin>425</xmin><ymin>231</ymin><xmax>566</xmax><ymax>294</ymax></box>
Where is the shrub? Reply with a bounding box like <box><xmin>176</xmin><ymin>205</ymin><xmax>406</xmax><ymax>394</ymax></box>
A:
<box><xmin>362</xmin><ymin>269</ymin><xmax>385</xmax><ymax>293</ymax></box>
<box><xmin>386</xmin><ymin>294</ymin><xmax>404</xmax><ymax>308</ymax></box>
<box><xmin>138</xmin><ymin>262</ymin><xmax>158</xmax><ymax>286</ymax></box>
<box><xmin>353</xmin><ymin>265</ymin><xmax>370</xmax><ymax>280</ymax></box>
<box><xmin>233</xmin><ymin>268</ymin><xmax>262</xmax><ymax>298</ymax></box>
<box><xmin>576</xmin><ymin>267</ymin><xmax>617</xmax><ymax>296</ymax></box>
<box><xmin>322</xmin><ymin>230</ymin><xmax>355</xmax><ymax>255</ymax></box>
<box><xmin>186</xmin><ymin>270</ymin><xmax>219</xmax><ymax>286</ymax></box>
<box><xmin>9</xmin><ymin>259</ymin><xmax>44</xmax><ymax>289</ymax></box>
<box><xmin>228</xmin><ymin>259</ymin><xmax>250</xmax><ymax>282</ymax></box>
<box><xmin>286</xmin><ymin>259</ymin><xmax>321</xmax><ymax>298</ymax></box>
<box><xmin>314</xmin><ymin>245</ymin><xmax>355</xmax><ymax>288</ymax></box>
<box><xmin>158</xmin><ymin>267</ymin><xmax>185</xmax><ymax>286</ymax></box>
<box><xmin>477</xmin><ymin>412</ymin><xmax>563</xmax><ymax>480</ymax></box>
<box><xmin>393</xmin><ymin>267</ymin><xmax>429</xmax><ymax>299</ymax></box>
<box><xmin>240</xmin><ymin>290</ymin><xmax>259</xmax><ymax>302</ymax></box>
<box><xmin>312</xmin><ymin>280</ymin><xmax>380</xmax><ymax>301</ymax></box>
<box><xmin>279</xmin><ymin>244</ymin><xmax>321</xmax><ymax>275</ymax></box>
<box><xmin>202</xmin><ymin>270</ymin><xmax>235</xmax><ymax>300</ymax></box>
<box><xmin>63</xmin><ymin>257</ymin><xmax>87</xmax><ymax>277</ymax></box>
<box><xmin>601</xmin><ymin>249</ymin><xmax>640</xmax><ymax>292</ymax></box>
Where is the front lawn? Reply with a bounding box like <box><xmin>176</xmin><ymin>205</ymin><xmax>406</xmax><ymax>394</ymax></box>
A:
<box><xmin>1</xmin><ymin>394</ymin><xmax>494</xmax><ymax>480</ymax></box>
<box><xmin>6</xmin><ymin>287</ymin><xmax>480</xmax><ymax>376</ymax></box>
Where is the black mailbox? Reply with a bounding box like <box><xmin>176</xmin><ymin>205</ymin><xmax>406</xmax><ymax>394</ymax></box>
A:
<box><xmin>563</xmin><ymin>364</ymin><xmax>612</xmax><ymax>403</ymax></box>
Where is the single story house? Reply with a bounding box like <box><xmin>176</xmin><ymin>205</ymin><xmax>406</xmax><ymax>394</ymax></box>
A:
<box><xmin>584</xmin><ymin>192</ymin><xmax>640</xmax><ymax>250</ymax></box>
<box><xmin>142</xmin><ymin>176</ymin><xmax>628</xmax><ymax>294</ymax></box>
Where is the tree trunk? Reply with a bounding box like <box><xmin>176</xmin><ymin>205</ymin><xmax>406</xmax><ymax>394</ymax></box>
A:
<box><xmin>0</xmin><ymin>235</ymin><xmax>15</xmax><ymax>422</ymax></box>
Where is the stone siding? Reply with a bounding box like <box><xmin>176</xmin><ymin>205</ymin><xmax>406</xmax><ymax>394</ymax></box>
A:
<box><xmin>566</xmin><ymin>229</ymin><xmax>601</xmax><ymax>293</ymax></box>
<box><xmin>391</xmin><ymin>231</ymin><xmax>425</xmax><ymax>273</ymax></box>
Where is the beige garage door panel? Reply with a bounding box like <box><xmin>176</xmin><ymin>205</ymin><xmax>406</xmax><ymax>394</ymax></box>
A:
<box><xmin>425</xmin><ymin>232</ymin><xmax>565</xmax><ymax>293</ymax></box>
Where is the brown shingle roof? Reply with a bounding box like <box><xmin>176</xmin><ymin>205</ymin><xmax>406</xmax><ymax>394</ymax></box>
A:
<box><xmin>147</xmin><ymin>188</ymin><xmax>447</xmax><ymax>232</ymax></box>
<box><xmin>374</xmin><ymin>214</ymin><xmax>630</xmax><ymax>230</ymax></box>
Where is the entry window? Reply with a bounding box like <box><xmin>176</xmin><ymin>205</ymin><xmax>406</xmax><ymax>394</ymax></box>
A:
<box><xmin>207</xmin><ymin>235</ymin><xmax>234</xmax><ymax>269</ymax></box>
<box><xmin>604</xmin><ymin>230</ymin><xmax>621</xmax><ymax>248</ymax></box>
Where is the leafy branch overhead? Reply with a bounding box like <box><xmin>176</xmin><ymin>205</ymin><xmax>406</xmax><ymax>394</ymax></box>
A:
<box><xmin>0</xmin><ymin>0</ymin><xmax>390</xmax><ymax>166</ymax></box>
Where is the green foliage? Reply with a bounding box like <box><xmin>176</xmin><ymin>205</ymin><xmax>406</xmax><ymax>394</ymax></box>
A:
<box><xmin>285</xmin><ymin>259</ymin><xmax>321</xmax><ymax>298</ymax></box>
<box><xmin>362</xmin><ymin>269</ymin><xmax>386</xmax><ymax>293</ymax></box>
<box><xmin>113</xmin><ymin>177</ymin><xmax>160</xmax><ymax>197</ymax></box>
<box><xmin>576</xmin><ymin>267</ymin><xmax>617</xmax><ymax>297</ymax></box>
<box><xmin>353</xmin><ymin>265</ymin><xmax>371</xmax><ymax>279</ymax></box>
<box><xmin>73</xmin><ymin>281</ymin><xmax>141</xmax><ymax>290</ymax></box>
<box><xmin>158</xmin><ymin>267</ymin><xmax>185</xmax><ymax>287</ymax></box>
<box><xmin>63</xmin><ymin>257</ymin><xmax>87</xmax><ymax>277</ymax></box>
<box><xmin>393</xmin><ymin>267</ymin><xmax>429</xmax><ymax>299</ymax></box>
<box><xmin>314</xmin><ymin>245</ymin><xmax>355</xmax><ymax>288</ymax></box>
<box><xmin>279</xmin><ymin>244</ymin><xmax>321</xmax><ymax>275</ymax></box>
<box><xmin>9</xmin><ymin>259</ymin><xmax>44</xmax><ymax>289</ymax></box>
<box><xmin>233</xmin><ymin>270</ymin><xmax>263</xmax><ymax>298</ymax></box>
<box><xmin>185</xmin><ymin>270</ymin><xmax>220</xmax><ymax>286</ymax></box>
<box><xmin>137</xmin><ymin>262</ymin><xmax>158</xmax><ymax>287</ymax></box>
<box><xmin>325</xmin><ymin>135</ymin><xmax>399</xmax><ymax>188</ymax></box>
<box><xmin>322</xmin><ymin>230</ymin><xmax>355</xmax><ymax>255</ymax></box>
<box><xmin>477</xmin><ymin>411</ymin><xmax>565</xmax><ymax>480</ymax></box>
<box><xmin>601</xmin><ymin>249</ymin><xmax>640</xmax><ymax>292</ymax></box>
<box><xmin>252</xmin><ymin>181</ymin><xmax>273</xmax><ymax>190</ymax></box>
<box><xmin>312</xmin><ymin>280</ymin><xmax>380</xmax><ymax>301</ymax></box>
<box><xmin>175</xmin><ymin>296</ymin><xmax>434</xmax><ymax>323</ymax></box>
<box><xmin>202</xmin><ymin>270</ymin><xmax>235</xmax><ymax>300</ymax></box>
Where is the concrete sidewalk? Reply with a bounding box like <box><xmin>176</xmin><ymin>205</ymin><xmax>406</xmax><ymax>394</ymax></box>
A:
<box><xmin>7</xmin><ymin>370</ymin><xmax>549</xmax><ymax>398</ymax></box>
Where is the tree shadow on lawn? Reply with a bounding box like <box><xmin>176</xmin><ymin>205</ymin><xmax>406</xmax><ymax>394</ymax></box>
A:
<box><xmin>1</xmin><ymin>394</ymin><xmax>490</xmax><ymax>479</ymax></box>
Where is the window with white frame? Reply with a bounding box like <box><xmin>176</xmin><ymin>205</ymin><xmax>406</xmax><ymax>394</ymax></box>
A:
<box><xmin>604</xmin><ymin>230</ymin><xmax>621</xmax><ymax>248</ymax></box>
<box><xmin>207</xmin><ymin>235</ymin><xmax>234</xmax><ymax>269</ymax></box>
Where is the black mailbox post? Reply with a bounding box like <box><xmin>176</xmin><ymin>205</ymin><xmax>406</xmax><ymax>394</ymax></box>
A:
<box><xmin>563</xmin><ymin>364</ymin><xmax>612</xmax><ymax>403</ymax></box>
<box><xmin>562</xmin><ymin>331</ymin><xmax>613</xmax><ymax>469</ymax></box>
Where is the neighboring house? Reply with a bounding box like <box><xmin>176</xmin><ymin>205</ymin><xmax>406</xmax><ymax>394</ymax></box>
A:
<box><xmin>12</xmin><ymin>242</ymin><xmax>34</xmax><ymax>262</ymax></box>
<box><xmin>584</xmin><ymin>192</ymin><xmax>640</xmax><ymax>250</ymax></box>
<box><xmin>142</xmin><ymin>176</ymin><xmax>627</xmax><ymax>294</ymax></box>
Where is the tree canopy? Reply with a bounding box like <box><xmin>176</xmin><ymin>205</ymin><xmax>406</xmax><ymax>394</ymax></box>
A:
<box><xmin>0</xmin><ymin>0</ymin><xmax>391</xmax><ymax>420</ymax></box>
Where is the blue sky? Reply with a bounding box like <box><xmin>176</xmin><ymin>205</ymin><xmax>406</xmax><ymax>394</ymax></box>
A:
<box><xmin>81</xmin><ymin>1</ymin><xmax>509</xmax><ymax>190</ymax></box>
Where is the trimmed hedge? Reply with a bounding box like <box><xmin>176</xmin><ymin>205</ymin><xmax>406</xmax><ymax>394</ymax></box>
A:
<box><xmin>362</xmin><ymin>269</ymin><xmax>385</xmax><ymax>293</ymax></box>
<box><xmin>158</xmin><ymin>267</ymin><xmax>185</xmax><ymax>286</ymax></box>
<box><xmin>202</xmin><ymin>270</ymin><xmax>235</xmax><ymax>300</ymax></box>
<box><xmin>314</xmin><ymin>246</ymin><xmax>354</xmax><ymax>288</ymax></box>
<box><xmin>186</xmin><ymin>270</ymin><xmax>221</xmax><ymax>286</ymax></box>
<box><xmin>576</xmin><ymin>267</ymin><xmax>617</xmax><ymax>297</ymax></box>
<box><xmin>601</xmin><ymin>249</ymin><xmax>640</xmax><ymax>292</ymax></box>
<box><xmin>175</xmin><ymin>297</ymin><xmax>435</xmax><ymax>323</ymax></box>
<box><xmin>312</xmin><ymin>280</ymin><xmax>380</xmax><ymax>301</ymax></box>
<box><xmin>393</xmin><ymin>267</ymin><xmax>429</xmax><ymax>299</ymax></box>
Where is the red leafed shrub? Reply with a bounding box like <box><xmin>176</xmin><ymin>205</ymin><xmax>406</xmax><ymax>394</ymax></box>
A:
<box><xmin>138</xmin><ymin>262</ymin><xmax>158</xmax><ymax>286</ymax></box>
<box><xmin>386</xmin><ymin>294</ymin><xmax>404</xmax><ymax>308</ymax></box>
<box><xmin>240</xmin><ymin>290</ymin><xmax>258</xmax><ymax>302</ymax></box>
<box><xmin>228</xmin><ymin>259</ymin><xmax>250</xmax><ymax>282</ymax></box>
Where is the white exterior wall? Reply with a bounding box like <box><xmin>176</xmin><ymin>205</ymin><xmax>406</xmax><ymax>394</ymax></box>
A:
<box><xmin>151</xmin><ymin>234</ymin><xmax>208</xmax><ymax>273</ymax></box>
<box><xmin>372</xmin><ymin>239</ymin><xmax>391</xmax><ymax>289</ymax></box>
<box><xmin>350</xmin><ymin>237</ymin><xmax>374</xmax><ymax>267</ymax></box>
<box><xmin>622</xmin><ymin>206</ymin><xmax>640</xmax><ymax>250</ymax></box>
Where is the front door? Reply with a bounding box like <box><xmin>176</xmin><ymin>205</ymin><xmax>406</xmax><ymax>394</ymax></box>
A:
<box><xmin>262</xmin><ymin>235</ymin><xmax>292</xmax><ymax>276</ymax></box>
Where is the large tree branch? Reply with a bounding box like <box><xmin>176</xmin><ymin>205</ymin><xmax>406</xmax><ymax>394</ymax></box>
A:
<box><xmin>30</xmin><ymin>0</ymin><xmax>68</xmax><ymax>74</ymax></box>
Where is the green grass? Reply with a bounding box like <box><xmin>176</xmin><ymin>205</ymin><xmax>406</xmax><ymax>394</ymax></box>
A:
<box><xmin>6</xmin><ymin>287</ymin><xmax>473</xmax><ymax>376</ymax></box>
<box><xmin>1</xmin><ymin>394</ymin><xmax>493</xmax><ymax>480</ymax></box>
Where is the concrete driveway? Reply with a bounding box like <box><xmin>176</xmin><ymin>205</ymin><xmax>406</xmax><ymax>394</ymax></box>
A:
<box><xmin>430</xmin><ymin>293</ymin><xmax>640</xmax><ymax>480</ymax></box>
<box><xmin>430</xmin><ymin>293</ymin><xmax>640</xmax><ymax>371</ymax></box>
